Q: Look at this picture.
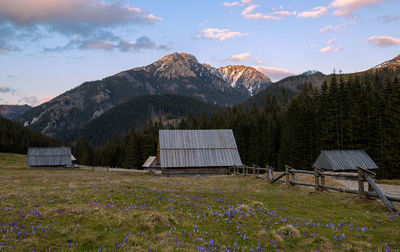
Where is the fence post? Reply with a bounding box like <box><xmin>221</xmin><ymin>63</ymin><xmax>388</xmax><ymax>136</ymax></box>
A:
<box><xmin>290</xmin><ymin>168</ymin><xmax>295</xmax><ymax>184</ymax></box>
<box><xmin>321</xmin><ymin>175</ymin><xmax>325</xmax><ymax>190</ymax></box>
<box><xmin>357</xmin><ymin>167</ymin><xmax>366</xmax><ymax>199</ymax></box>
<box><xmin>253</xmin><ymin>165</ymin><xmax>256</xmax><ymax>177</ymax></box>
<box><xmin>268</xmin><ymin>165</ymin><xmax>272</xmax><ymax>181</ymax></box>
<box><xmin>242</xmin><ymin>166</ymin><xmax>245</xmax><ymax>176</ymax></box>
<box><xmin>314</xmin><ymin>168</ymin><xmax>320</xmax><ymax>191</ymax></box>
<box><xmin>285</xmin><ymin>165</ymin><xmax>290</xmax><ymax>185</ymax></box>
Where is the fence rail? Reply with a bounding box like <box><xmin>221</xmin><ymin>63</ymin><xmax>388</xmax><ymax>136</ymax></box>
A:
<box><xmin>283</xmin><ymin>165</ymin><xmax>399</xmax><ymax>213</ymax></box>
<box><xmin>231</xmin><ymin>164</ymin><xmax>399</xmax><ymax>213</ymax></box>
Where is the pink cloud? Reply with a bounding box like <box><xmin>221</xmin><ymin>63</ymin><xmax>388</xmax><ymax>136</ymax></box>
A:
<box><xmin>326</xmin><ymin>38</ymin><xmax>337</xmax><ymax>45</ymax></box>
<box><xmin>0</xmin><ymin>0</ymin><xmax>161</xmax><ymax>30</ymax></box>
<box><xmin>319</xmin><ymin>46</ymin><xmax>332</xmax><ymax>53</ymax></box>
<box><xmin>241</xmin><ymin>4</ymin><xmax>295</xmax><ymax>21</ymax></box>
<box><xmin>334</xmin><ymin>46</ymin><xmax>343</xmax><ymax>52</ymax></box>
<box><xmin>297</xmin><ymin>6</ymin><xmax>327</xmax><ymax>18</ymax></box>
<box><xmin>226</xmin><ymin>52</ymin><xmax>250</xmax><ymax>62</ymax></box>
<box><xmin>366</xmin><ymin>35</ymin><xmax>400</xmax><ymax>47</ymax></box>
<box><xmin>197</xmin><ymin>28</ymin><xmax>248</xmax><ymax>41</ymax></box>
<box><xmin>223</xmin><ymin>2</ymin><xmax>240</xmax><ymax>7</ymax></box>
<box><xmin>40</xmin><ymin>97</ymin><xmax>54</xmax><ymax>103</ymax></box>
<box><xmin>320</xmin><ymin>24</ymin><xmax>346</xmax><ymax>33</ymax></box>
<box><xmin>331</xmin><ymin>0</ymin><xmax>386</xmax><ymax>16</ymax></box>
<box><xmin>254</xmin><ymin>66</ymin><xmax>294</xmax><ymax>81</ymax></box>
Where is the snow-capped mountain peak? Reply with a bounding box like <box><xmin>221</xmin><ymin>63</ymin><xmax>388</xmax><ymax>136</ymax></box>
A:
<box><xmin>219</xmin><ymin>65</ymin><xmax>272</xmax><ymax>96</ymax></box>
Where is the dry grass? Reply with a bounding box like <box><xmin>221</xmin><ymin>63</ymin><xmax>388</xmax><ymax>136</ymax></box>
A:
<box><xmin>378</xmin><ymin>179</ymin><xmax>400</xmax><ymax>186</ymax></box>
<box><xmin>0</xmin><ymin>153</ymin><xmax>399</xmax><ymax>251</ymax></box>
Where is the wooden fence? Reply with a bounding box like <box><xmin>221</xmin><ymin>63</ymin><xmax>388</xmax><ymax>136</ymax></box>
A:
<box><xmin>231</xmin><ymin>164</ymin><xmax>399</xmax><ymax>213</ymax></box>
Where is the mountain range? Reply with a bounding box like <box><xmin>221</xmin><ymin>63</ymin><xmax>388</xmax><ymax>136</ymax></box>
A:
<box><xmin>6</xmin><ymin>53</ymin><xmax>400</xmax><ymax>144</ymax></box>
<box><xmin>15</xmin><ymin>52</ymin><xmax>271</xmax><ymax>141</ymax></box>
<box><xmin>0</xmin><ymin>105</ymin><xmax>32</xmax><ymax>120</ymax></box>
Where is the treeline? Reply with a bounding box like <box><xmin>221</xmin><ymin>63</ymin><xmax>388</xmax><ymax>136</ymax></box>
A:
<box><xmin>74</xmin><ymin>73</ymin><xmax>400</xmax><ymax>178</ymax></box>
<box><xmin>0</xmin><ymin>116</ymin><xmax>62</xmax><ymax>154</ymax></box>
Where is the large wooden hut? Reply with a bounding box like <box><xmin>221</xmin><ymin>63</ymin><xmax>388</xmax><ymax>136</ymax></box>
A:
<box><xmin>27</xmin><ymin>147</ymin><xmax>74</xmax><ymax>168</ymax></box>
<box><xmin>158</xmin><ymin>129</ymin><xmax>242</xmax><ymax>176</ymax></box>
<box><xmin>313</xmin><ymin>150</ymin><xmax>378</xmax><ymax>172</ymax></box>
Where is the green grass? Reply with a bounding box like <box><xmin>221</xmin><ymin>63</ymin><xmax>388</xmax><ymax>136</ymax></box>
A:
<box><xmin>0</xmin><ymin>152</ymin><xmax>28</xmax><ymax>169</ymax></box>
<box><xmin>0</xmin><ymin>153</ymin><xmax>399</xmax><ymax>251</ymax></box>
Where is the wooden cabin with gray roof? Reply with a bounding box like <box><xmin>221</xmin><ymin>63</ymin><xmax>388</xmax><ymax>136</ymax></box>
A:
<box><xmin>158</xmin><ymin>129</ymin><xmax>242</xmax><ymax>176</ymax></box>
<box><xmin>313</xmin><ymin>150</ymin><xmax>378</xmax><ymax>172</ymax></box>
<box><xmin>27</xmin><ymin>147</ymin><xmax>75</xmax><ymax>169</ymax></box>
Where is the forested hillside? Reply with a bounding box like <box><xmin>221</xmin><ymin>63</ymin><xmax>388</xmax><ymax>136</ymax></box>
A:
<box><xmin>0</xmin><ymin>116</ymin><xmax>62</xmax><ymax>154</ymax></box>
<box><xmin>74</xmin><ymin>72</ymin><xmax>400</xmax><ymax>179</ymax></box>
<box><xmin>77</xmin><ymin>94</ymin><xmax>220</xmax><ymax>146</ymax></box>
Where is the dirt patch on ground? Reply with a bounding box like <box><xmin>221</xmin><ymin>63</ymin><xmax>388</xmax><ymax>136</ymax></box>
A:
<box><xmin>335</xmin><ymin>179</ymin><xmax>400</xmax><ymax>197</ymax></box>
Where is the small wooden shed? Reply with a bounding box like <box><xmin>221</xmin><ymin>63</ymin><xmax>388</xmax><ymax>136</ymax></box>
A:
<box><xmin>27</xmin><ymin>147</ymin><xmax>73</xmax><ymax>168</ymax></box>
<box><xmin>313</xmin><ymin>150</ymin><xmax>378</xmax><ymax>172</ymax></box>
<box><xmin>158</xmin><ymin>129</ymin><xmax>242</xmax><ymax>176</ymax></box>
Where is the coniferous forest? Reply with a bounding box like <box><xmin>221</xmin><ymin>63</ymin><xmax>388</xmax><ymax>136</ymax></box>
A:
<box><xmin>0</xmin><ymin>116</ymin><xmax>62</xmax><ymax>153</ymax></box>
<box><xmin>73</xmin><ymin>72</ymin><xmax>400</xmax><ymax>179</ymax></box>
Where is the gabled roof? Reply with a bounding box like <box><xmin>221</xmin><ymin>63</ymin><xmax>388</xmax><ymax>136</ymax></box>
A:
<box><xmin>313</xmin><ymin>150</ymin><xmax>378</xmax><ymax>171</ymax></box>
<box><xmin>27</xmin><ymin>147</ymin><xmax>72</xmax><ymax>167</ymax></box>
<box><xmin>159</xmin><ymin>129</ymin><xmax>242</xmax><ymax>168</ymax></box>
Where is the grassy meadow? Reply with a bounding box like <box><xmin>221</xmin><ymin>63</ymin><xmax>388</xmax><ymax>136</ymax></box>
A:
<box><xmin>0</xmin><ymin>153</ymin><xmax>399</xmax><ymax>251</ymax></box>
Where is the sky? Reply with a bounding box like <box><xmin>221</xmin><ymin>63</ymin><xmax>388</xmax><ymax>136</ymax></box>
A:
<box><xmin>0</xmin><ymin>0</ymin><xmax>399</xmax><ymax>106</ymax></box>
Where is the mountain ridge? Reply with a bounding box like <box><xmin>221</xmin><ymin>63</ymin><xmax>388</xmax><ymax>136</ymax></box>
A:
<box><xmin>0</xmin><ymin>105</ymin><xmax>32</xmax><ymax>120</ymax></box>
<box><xmin>16</xmin><ymin>52</ymin><xmax>272</xmax><ymax>141</ymax></box>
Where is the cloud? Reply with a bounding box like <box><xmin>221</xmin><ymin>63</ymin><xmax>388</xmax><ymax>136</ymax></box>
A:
<box><xmin>366</xmin><ymin>35</ymin><xmax>400</xmax><ymax>47</ymax></box>
<box><xmin>118</xmin><ymin>37</ymin><xmax>164</xmax><ymax>52</ymax></box>
<box><xmin>319</xmin><ymin>45</ymin><xmax>342</xmax><ymax>53</ymax></box>
<box><xmin>330</xmin><ymin>0</ymin><xmax>386</xmax><ymax>16</ymax></box>
<box><xmin>241</xmin><ymin>4</ymin><xmax>296</xmax><ymax>21</ymax></box>
<box><xmin>297</xmin><ymin>6</ymin><xmax>327</xmax><ymax>18</ymax></box>
<box><xmin>0</xmin><ymin>85</ymin><xmax>45</xmax><ymax>106</ymax></box>
<box><xmin>223</xmin><ymin>2</ymin><xmax>240</xmax><ymax>7</ymax></box>
<box><xmin>327</xmin><ymin>38</ymin><xmax>337</xmax><ymax>44</ymax></box>
<box><xmin>320</xmin><ymin>46</ymin><xmax>332</xmax><ymax>53</ymax></box>
<box><xmin>0</xmin><ymin>84</ymin><xmax>12</xmax><ymax>93</ymax></box>
<box><xmin>320</xmin><ymin>24</ymin><xmax>346</xmax><ymax>33</ymax></box>
<box><xmin>40</xmin><ymin>97</ymin><xmax>54</xmax><ymax>103</ymax></box>
<box><xmin>379</xmin><ymin>15</ymin><xmax>400</xmax><ymax>23</ymax></box>
<box><xmin>44</xmin><ymin>36</ymin><xmax>168</xmax><ymax>52</ymax></box>
<box><xmin>17</xmin><ymin>96</ymin><xmax>40</xmax><ymax>106</ymax></box>
<box><xmin>197</xmin><ymin>28</ymin><xmax>248</xmax><ymax>41</ymax></box>
<box><xmin>0</xmin><ymin>26</ymin><xmax>23</xmax><ymax>53</ymax></box>
<box><xmin>0</xmin><ymin>0</ymin><xmax>161</xmax><ymax>35</ymax></box>
<box><xmin>254</xmin><ymin>66</ymin><xmax>294</xmax><ymax>81</ymax></box>
<box><xmin>226</xmin><ymin>52</ymin><xmax>250</xmax><ymax>62</ymax></box>
<box><xmin>334</xmin><ymin>46</ymin><xmax>343</xmax><ymax>52</ymax></box>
